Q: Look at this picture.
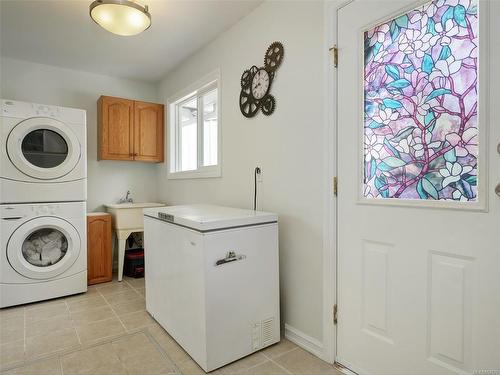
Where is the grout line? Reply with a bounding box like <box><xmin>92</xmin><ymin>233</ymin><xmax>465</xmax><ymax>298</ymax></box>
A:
<box><xmin>64</xmin><ymin>299</ymin><xmax>82</xmax><ymax>346</ymax></box>
<box><xmin>98</xmin><ymin>285</ymin><xmax>129</xmax><ymax>333</ymax></box>
<box><xmin>2</xmin><ymin>329</ymin><xmax>151</xmax><ymax>374</ymax></box>
<box><xmin>141</xmin><ymin>329</ymin><xmax>185</xmax><ymax>375</ymax></box>
<box><xmin>60</xmin><ymin>356</ymin><xmax>65</xmax><ymax>375</ymax></box>
<box><xmin>260</xmin><ymin>345</ymin><xmax>299</xmax><ymax>361</ymax></box>
<box><xmin>270</xmin><ymin>360</ymin><xmax>294</xmax><ymax>375</ymax></box>
<box><xmin>268</xmin><ymin>356</ymin><xmax>295</xmax><ymax>375</ymax></box>
<box><xmin>122</xmin><ymin>278</ymin><xmax>146</xmax><ymax>299</ymax></box>
<box><xmin>259</xmin><ymin>344</ymin><xmax>299</xmax><ymax>375</ymax></box>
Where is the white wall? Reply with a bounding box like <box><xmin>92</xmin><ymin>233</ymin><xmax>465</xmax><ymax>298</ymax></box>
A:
<box><xmin>157</xmin><ymin>1</ymin><xmax>325</xmax><ymax>341</ymax></box>
<box><xmin>0</xmin><ymin>57</ymin><xmax>159</xmax><ymax>212</ymax></box>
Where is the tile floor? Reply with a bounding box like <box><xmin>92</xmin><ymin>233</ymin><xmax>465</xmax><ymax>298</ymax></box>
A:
<box><xmin>0</xmin><ymin>277</ymin><xmax>342</xmax><ymax>375</ymax></box>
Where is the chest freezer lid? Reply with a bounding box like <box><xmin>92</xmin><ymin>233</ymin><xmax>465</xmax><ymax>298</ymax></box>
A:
<box><xmin>143</xmin><ymin>204</ymin><xmax>277</xmax><ymax>232</ymax></box>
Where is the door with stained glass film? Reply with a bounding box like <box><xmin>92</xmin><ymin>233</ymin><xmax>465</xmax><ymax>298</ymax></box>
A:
<box><xmin>336</xmin><ymin>0</ymin><xmax>499</xmax><ymax>374</ymax></box>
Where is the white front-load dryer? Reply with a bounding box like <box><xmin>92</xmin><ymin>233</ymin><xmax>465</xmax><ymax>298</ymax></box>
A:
<box><xmin>0</xmin><ymin>202</ymin><xmax>87</xmax><ymax>307</ymax></box>
<box><xmin>0</xmin><ymin>99</ymin><xmax>87</xmax><ymax>204</ymax></box>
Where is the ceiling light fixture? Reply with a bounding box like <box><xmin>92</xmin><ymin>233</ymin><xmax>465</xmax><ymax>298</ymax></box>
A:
<box><xmin>89</xmin><ymin>0</ymin><xmax>151</xmax><ymax>36</ymax></box>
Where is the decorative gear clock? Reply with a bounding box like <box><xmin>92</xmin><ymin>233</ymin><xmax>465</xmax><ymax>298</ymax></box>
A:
<box><xmin>239</xmin><ymin>42</ymin><xmax>284</xmax><ymax>118</ymax></box>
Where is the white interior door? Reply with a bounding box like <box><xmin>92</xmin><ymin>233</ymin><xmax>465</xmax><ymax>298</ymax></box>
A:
<box><xmin>337</xmin><ymin>1</ymin><xmax>499</xmax><ymax>374</ymax></box>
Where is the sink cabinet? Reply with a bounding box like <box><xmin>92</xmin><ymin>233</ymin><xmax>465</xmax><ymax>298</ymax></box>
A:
<box><xmin>87</xmin><ymin>213</ymin><xmax>112</xmax><ymax>285</ymax></box>
<box><xmin>98</xmin><ymin>96</ymin><xmax>164</xmax><ymax>163</ymax></box>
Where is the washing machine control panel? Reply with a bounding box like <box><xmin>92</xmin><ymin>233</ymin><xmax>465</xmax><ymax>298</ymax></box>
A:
<box><xmin>32</xmin><ymin>204</ymin><xmax>59</xmax><ymax>215</ymax></box>
<box><xmin>1</xmin><ymin>100</ymin><xmax>59</xmax><ymax>120</ymax></box>
<box><xmin>1</xmin><ymin>204</ymin><xmax>62</xmax><ymax>219</ymax></box>
<box><xmin>1</xmin><ymin>99</ymin><xmax>85</xmax><ymax>124</ymax></box>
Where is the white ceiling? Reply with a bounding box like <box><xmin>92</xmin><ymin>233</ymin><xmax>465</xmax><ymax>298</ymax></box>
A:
<box><xmin>0</xmin><ymin>0</ymin><xmax>262</xmax><ymax>82</ymax></box>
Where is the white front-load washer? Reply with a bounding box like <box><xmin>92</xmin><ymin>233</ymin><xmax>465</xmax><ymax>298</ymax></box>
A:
<box><xmin>0</xmin><ymin>99</ymin><xmax>87</xmax><ymax>204</ymax></box>
<box><xmin>0</xmin><ymin>201</ymin><xmax>87</xmax><ymax>307</ymax></box>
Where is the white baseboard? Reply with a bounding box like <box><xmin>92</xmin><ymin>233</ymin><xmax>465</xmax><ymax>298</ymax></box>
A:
<box><xmin>284</xmin><ymin>323</ymin><xmax>326</xmax><ymax>362</ymax></box>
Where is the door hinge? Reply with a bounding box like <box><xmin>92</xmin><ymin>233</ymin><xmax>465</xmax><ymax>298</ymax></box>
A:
<box><xmin>333</xmin><ymin>304</ymin><xmax>338</xmax><ymax>325</ymax></box>
<box><xmin>329</xmin><ymin>45</ymin><xmax>338</xmax><ymax>68</ymax></box>
<box><xmin>333</xmin><ymin>176</ymin><xmax>338</xmax><ymax>197</ymax></box>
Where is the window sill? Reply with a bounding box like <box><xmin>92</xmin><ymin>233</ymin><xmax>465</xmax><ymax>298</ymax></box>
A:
<box><xmin>167</xmin><ymin>166</ymin><xmax>221</xmax><ymax>180</ymax></box>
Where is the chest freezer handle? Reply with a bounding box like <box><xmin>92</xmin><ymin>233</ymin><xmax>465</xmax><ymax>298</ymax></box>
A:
<box><xmin>215</xmin><ymin>251</ymin><xmax>246</xmax><ymax>266</ymax></box>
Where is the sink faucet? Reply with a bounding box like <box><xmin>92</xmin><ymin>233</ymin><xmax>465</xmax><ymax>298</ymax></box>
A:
<box><xmin>119</xmin><ymin>190</ymin><xmax>133</xmax><ymax>204</ymax></box>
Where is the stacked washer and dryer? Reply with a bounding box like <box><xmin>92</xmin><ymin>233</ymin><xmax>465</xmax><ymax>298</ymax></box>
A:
<box><xmin>1</xmin><ymin>99</ymin><xmax>87</xmax><ymax>308</ymax></box>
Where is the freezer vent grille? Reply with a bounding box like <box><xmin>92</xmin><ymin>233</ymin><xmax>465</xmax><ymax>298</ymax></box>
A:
<box><xmin>261</xmin><ymin>318</ymin><xmax>275</xmax><ymax>346</ymax></box>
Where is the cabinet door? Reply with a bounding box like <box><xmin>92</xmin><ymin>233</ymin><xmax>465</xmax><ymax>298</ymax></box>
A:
<box><xmin>133</xmin><ymin>101</ymin><xmax>164</xmax><ymax>162</ymax></box>
<box><xmin>98</xmin><ymin>96</ymin><xmax>134</xmax><ymax>160</ymax></box>
<box><xmin>87</xmin><ymin>215</ymin><xmax>112</xmax><ymax>285</ymax></box>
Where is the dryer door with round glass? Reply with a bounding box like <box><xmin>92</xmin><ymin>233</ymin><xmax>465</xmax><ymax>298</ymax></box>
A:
<box><xmin>6</xmin><ymin>117</ymin><xmax>81</xmax><ymax>180</ymax></box>
<box><xmin>7</xmin><ymin>217</ymin><xmax>81</xmax><ymax>279</ymax></box>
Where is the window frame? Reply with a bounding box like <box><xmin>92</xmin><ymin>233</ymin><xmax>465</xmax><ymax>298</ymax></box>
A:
<box><xmin>167</xmin><ymin>70</ymin><xmax>221</xmax><ymax>179</ymax></box>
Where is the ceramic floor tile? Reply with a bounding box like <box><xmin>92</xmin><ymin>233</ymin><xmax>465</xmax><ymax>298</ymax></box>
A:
<box><xmin>146</xmin><ymin>325</ymin><xmax>191</xmax><ymax>364</ymax></box>
<box><xmin>60</xmin><ymin>342</ymin><xmax>120</xmax><ymax>375</ymax></box>
<box><xmin>78</xmin><ymin>362</ymin><xmax>129</xmax><ymax>375</ymax></box>
<box><xmin>0</xmin><ymin>306</ymin><xmax>25</xmax><ymax>320</ymax></box>
<box><xmin>176</xmin><ymin>359</ymin><xmax>207</xmax><ymax>375</ymax></box>
<box><xmin>70</xmin><ymin>306</ymin><xmax>115</xmax><ymax>325</ymax></box>
<box><xmin>274</xmin><ymin>348</ymin><xmax>342</xmax><ymax>375</ymax></box>
<box><xmin>261</xmin><ymin>339</ymin><xmax>298</xmax><ymax>359</ymax></box>
<box><xmin>119</xmin><ymin>310</ymin><xmax>155</xmax><ymax>332</ymax></box>
<box><xmin>25</xmin><ymin>327</ymin><xmax>80</xmax><ymax>359</ymax></box>
<box><xmin>216</xmin><ymin>353</ymin><xmax>268</xmax><ymax>374</ymax></box>
<box><xmin>75</xmin><ymin>317</ymin><xmax>125</xmax><ymax>345</ymax></box>
<box><xmin>97</xmin><ymin>282</ymin><xmax>132</xmax><ymax>296</ymax></box>
<box><xmin>122</xmin><ymin>356</ymin><xmax>173</xmax><ymax>375</ymax></box>
<box><xmin>241</xmin><ymin>361</ymin><xmax>290</xmax><ymax>375</ymax></box>
<box><xmin>102</xmin><ymin>290</ymin><xmax>142</xmax><ymax>306</ymax></box>
<box><xmin>0</xmin><ymin>339</ymin><xmax>25</xmax><ymax>370</ymax></box>
<box><xmin>124</xmin><ymin>277</ymin><xmax>145</xmax><ymax>289</ymax></box>
<box><xmin>0</xmin><ymin>315</ymin><xmax>24</xmax><ymax>344</ymax></box>
<box><xmin>25</xmin><ymin>314</ymin><xmax>74</xmax><ymax>338</ymax></box>
<box><xmin>25</xmin><ymin>302</ymin><xmax>68</xmax><ymax>324</ymax></box>
<box><xmin>1</xmin><ymin>358</ymin><xmax>62</xmax><ymax>375</ymax></box>
<box><xmin>110</xmin><ymin>299</ymin><xmax>145</xmax><ymax>317</ymax></box>
<box><xmin>66</xmin><ymin>295</ymin><xmax>107</xmax><ymax>313</ymax></box>
<box><xmin>135</xmin><ymin>287</ymin><xmax>146</xmax><ymax>297</ymax></box>
<box><xmin>24</xmin><ymin>298</ymin><xmax>65</xmax><ymax>311</ymax></box>
<box><xmin>111</xmin><ymin>332</ymin><xmax>153</xmax><ymax>360</ymax></box>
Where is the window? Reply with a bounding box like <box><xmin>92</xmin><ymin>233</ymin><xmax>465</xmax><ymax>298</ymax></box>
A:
<box><xmin>363</xmin><ymin>0</ymin><xmax>478</xmax><ymax>202</ymax></box>
<box><xmin>168</xmin><ymin>73</ymin><xmax>220</xmax><ymax>179</ymax></box>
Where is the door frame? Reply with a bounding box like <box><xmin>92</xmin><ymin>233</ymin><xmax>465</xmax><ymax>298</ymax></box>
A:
<box><xmin>322</xmin><ymin>0</ymin><xmax>347</xmax><ymax>365</ymax></box>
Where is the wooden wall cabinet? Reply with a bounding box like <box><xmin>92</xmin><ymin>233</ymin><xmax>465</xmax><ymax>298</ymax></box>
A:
<box><xmin>87</xmin><ymin>213</ymin><xmax>112</xmax><ymax>285</ymax></box>
<box><xmin>98</xmin><ymin>96</ymin><xmax>164</xmax><ymax>162</ymax></box>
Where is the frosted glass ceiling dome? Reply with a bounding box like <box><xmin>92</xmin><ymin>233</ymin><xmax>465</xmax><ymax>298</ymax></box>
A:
<box><xmin>89</xmin><ymin>0</ymin><xmax>151</xmax><ymax>36</ymax></box>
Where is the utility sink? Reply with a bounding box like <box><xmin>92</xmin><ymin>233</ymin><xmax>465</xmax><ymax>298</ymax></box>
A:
<box><xmin>105</xmin><ymin>202</ymin><xmax>165</xmax><ymax>282</ymax></box>
<box><xmin>105</xmin><ymin>202</ymin><xmax>165</xmax><ymax>230</ymax></box>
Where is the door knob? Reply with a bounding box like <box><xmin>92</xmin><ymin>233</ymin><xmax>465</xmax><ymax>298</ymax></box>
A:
<box><xmin>496</xmin><ymin>183</ymin><xmax>500</xmax><ymax>197</ymax></box>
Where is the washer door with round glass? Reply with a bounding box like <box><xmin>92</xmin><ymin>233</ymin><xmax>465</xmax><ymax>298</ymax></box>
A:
<box><xmin>6</xmin><ymin>117</ymin><xmax>81</xmax><ymax>180</ymax></box>
<box><xmin>7</xmin><ymin>217</ymin><xmax>81</xmax><ymax>280</ymax></box>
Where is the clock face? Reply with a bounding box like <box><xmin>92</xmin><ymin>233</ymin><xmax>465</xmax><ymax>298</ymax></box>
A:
<box><xmin>251</xmin><ymin>69</ymin><xmax>270</xmax><ymax>100</ymax></box>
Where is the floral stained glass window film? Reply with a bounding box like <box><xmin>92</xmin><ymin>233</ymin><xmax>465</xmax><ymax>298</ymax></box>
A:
<box><xmin>363</xmin><ymin>0</ymin><xmax>478</xmax><ymax>202</ymax></box>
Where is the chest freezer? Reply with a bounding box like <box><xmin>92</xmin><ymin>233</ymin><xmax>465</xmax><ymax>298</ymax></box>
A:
<box><xmin>143</xmin><ymin>204</ymin><xmax>280</xmax><ymax>372</ymax></box>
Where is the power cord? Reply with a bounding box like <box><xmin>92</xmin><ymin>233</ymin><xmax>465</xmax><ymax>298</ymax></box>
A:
<box><xmin>254</xmin><ymin>167</ymin><xmax>261</xmax><ymax>211</ymax></box>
